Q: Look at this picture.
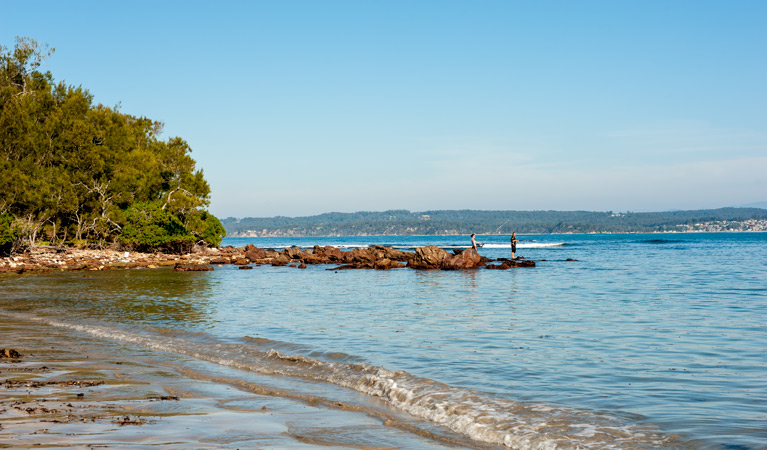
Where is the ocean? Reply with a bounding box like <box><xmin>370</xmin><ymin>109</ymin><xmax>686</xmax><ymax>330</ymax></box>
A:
<box><xmin>1</xmin><ymin>233</ymin><xmax>765</xmax><ymax>449</ymax></box>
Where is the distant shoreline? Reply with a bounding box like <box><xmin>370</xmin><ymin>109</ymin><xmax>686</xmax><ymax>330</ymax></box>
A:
<box><xmin>222</xmin><ymin>207</ymin><xmax>767</xmax><ymax>237</ymax></box>
<box><xmin>227</xmin><ymin>229</ymin><xmax>767</xmax><ymax>238</ymax></box>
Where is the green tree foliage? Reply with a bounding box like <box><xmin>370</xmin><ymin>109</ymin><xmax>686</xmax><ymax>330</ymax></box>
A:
<box><xmin>0</xmin><ymin>212</ymin><xmax>20</xmax><ymax>256</ymax></box>
<box><xmin>0</xmin><ymin>37</ymin><xmax>224</xmax><ymax>252</ymax></box>
<box><xmin>183</xmin><ymin>210</ymin><xmax>226</xmax><ymax>247</ymax></box>
<box><xmin>119</xmin><ymin>202</ymin><xmax>195</xmax><ymax>253</ymax></box>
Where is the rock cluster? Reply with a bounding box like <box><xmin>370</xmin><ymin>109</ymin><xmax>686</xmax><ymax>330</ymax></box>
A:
<box><xmin>1</xmin><ymin>243</ymin><xmax>536</xmax><ymax>274</ymax></box>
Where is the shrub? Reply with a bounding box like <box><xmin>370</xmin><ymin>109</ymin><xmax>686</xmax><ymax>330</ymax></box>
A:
<box><xmin>119</xmin><ymin>202</ymin><xmax>195</xmax><ymax>253</ymax></box>
<box><xmin>184</xmin><ymin>210</ymin><xmax>226</xmax><ymax>247</ymax></box>
<box><xmin>0</xmin><ymin>212</ymin><xmax>20</xmax><ymax>256</ymax></box>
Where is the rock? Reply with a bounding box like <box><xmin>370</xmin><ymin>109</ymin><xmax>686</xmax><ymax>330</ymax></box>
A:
<box><xmin>174</xmin><ymin>264</ymin><xmax>213</xmax><ymax>272</ymax></box>
<box><xmin>350</xmin><ymin>248</ymin><xmax>375</xmax><ymax>263</ymax></box>
<box><xmin>487</xmin><ymin>260</ymin><xmax>536</xmax><ymax>269</ymax></box>
<box><xmin>313</xmin><ymin>246</ymin><xmax>345</xmax><ymax>262</ymax></box>
<box><xmin>374</xmin><ymin>258</ymin><xmax>405</xmax><ymax>270</ymax></box>
<box><xmin>238</xmin><ymin>265</ymin><xmax>253</xmax><ymax>270</ymax></box>
<box><xmin>244</xmin><ymin>244</ymin><xmax>266</xmax><ymax>261</ymax></box>
<box><xmin>381</xmin><ymin>247</ymin><xmax>414</xmax><ymax>262</ymax></box>
<box><xmin>566</xmin><ymin>258</ymin><xmax>579</xmax><ymax>262</ymax></box>
<box><xmin>408</xmin><ymin>246</ymin><xmax>481</xmax><ymax>270</ymax></box>
<box><xmin>0</xmin><ymin>348</ymin><xmax>22</xmax><ymax>358</ymax></box>
<box><xmin>443</xmin><ymin>248</ymin><xmax>482</xmax><ymax>270</ymax></box>
<box><xmin>298</xmin><ymin>263</ymin><xmax>307</xmax><ymax>269</ymax></box>
<box><xmin>271</xmin><ymin>253</ymin><xmax>290</xmax><ymax>266</ymax></box>
<box><xmin>329</xmin><ymin>262</ymin><xmax>375</xmax><ymax>270</ymax></box>
<box><xmin>409</xmin><ymin>246</ymin><xmax>452</xmax><ymax>269</ymax></box>
<box><xmin>284</xmin><ymin>246</ymin><xmax>306</xmax><ymax>260</ymax></box>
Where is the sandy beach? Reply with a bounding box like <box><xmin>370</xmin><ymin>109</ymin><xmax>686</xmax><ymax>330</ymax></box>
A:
<box><xmin>0</xmin><ymin>314</ymin><xmax>475</xmax><ymax>449</ymax></box>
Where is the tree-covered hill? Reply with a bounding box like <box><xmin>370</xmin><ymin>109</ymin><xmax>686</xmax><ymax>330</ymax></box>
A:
<box><xmin>222</xmin><ymin>207</ymin><xmax>767</xmax><ymax>237</ymax></box>
<box><xmin>0</xmin><ymin>37</ymin><xmax>224</xmax><ymax>255</ymax></box>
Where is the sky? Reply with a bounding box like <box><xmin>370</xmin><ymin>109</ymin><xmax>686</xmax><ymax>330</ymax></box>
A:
<box><xmin>2</xmin><ymin>0</ymin><xmax>765</xmax><ymax>218</ymax></box>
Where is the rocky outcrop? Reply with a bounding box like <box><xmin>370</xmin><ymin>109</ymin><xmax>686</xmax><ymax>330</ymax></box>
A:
<box><xmin>444</xmin><ymin>248</ymin><xmax>483</xmax><ymax>270</ymax></box>
<box><xmin>409</xmin><ymin>246</ymin><xmax>451</xmax><ymax>269</ymax></box>
<box><xmin>407</xmin><ymin>246</ymin><xmax>482</xmax><ymax>270</ymax></box>
<box><xmin>0</xmin><ymin>243</ymin><xmax>543</xmax><ymax>274</ymax></box>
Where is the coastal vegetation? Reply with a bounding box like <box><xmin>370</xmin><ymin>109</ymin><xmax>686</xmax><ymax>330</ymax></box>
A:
<box><xmin>223</xmin><ymin>207</ymin><xmax>767</xmax><ymax>237</ymax></box>
<box><xmin>0</xmin><ymin>37</ymin><xmax>224</xmax><ymax>255</ymax></box>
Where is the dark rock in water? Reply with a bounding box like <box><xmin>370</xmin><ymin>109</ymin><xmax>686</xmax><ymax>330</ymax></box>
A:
<box><xmin>238</xmin><ymin>265</ymin><xmax>253</xmax><ymax>270</ymax></box>
<box><xmin>298</xmin><ymin>263</ymin><xmax>307</xmax><ymax>269</ymax></box>
<box><xmin>374</xmin><ymin>258</ymin><xmax>405</xmax><ymax>270</ymax></box>
<box><xmin>487</xmin><ymin>260</ymin><xmax>536</xmax><ymax>269</ymax></box>
<box><xmin>233</xmin><ymin>258</ymin><xmax>250</xmax><ymax>265</ymax></box>
<box><xmin>566</xmin><ymin>258</ymin><xmax>579</xmax><ymax>261</ymax></box>
<box><xmin>0</xmin><ymin>348</ymin><xmax>22</xmax><ymax>358</ymax></box>
<box><xmin>174</xmin><ymin>264</ymin><xmax>213</xmax><ymax>272</ymax></box>
<box><xmin>329</xmin><ymin>263</ymin><xmax>375</xmax><ymax>270</ymax></box>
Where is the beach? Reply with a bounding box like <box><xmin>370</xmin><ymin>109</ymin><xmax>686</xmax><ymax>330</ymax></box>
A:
<box><xmin>2</xmin><ymin>233</ymin><xmax>765</xmax><ymax>449</ymax></box>
<box><xmin>1</xmin><ymin>313</ymin><xmax>483</xmax><ymax>449</ymax></box>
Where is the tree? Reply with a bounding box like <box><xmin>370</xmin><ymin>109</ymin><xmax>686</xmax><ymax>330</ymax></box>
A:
<box><xmin>119</xmin><ymin>202</ymin><xmax>195</xmax><ymax>253</ymax></box>
<box><xmin>183</xmin><ymin>210</ymin><xmax>226</xmax><ymax>247</ymax></box>
<box><xmin>0</xmin><ymin>36</ymin><xmax>225</xmax><ymax>253</ymax></box>
<box><xmin>0</xmin><ymin>212</ymin><xmax>20</xmax><ymax>256</ymax></box>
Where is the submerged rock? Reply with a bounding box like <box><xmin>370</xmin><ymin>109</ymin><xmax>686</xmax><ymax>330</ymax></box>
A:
<box><xmin>174</xmin><ymin>264</ymin><xmax>213</xmax><ymax>272</ymax></box>
<box><xmin>486</xmin><ymin>260</ymin><xmax>536</xmax><ymax>269</ymax></box>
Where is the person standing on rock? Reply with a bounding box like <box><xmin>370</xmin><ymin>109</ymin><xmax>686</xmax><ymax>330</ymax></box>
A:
<box><xmin>471</xmin><ymin>234</ymin><xmax>482</xmax><ymax>251</ymax></box>
<box><xmin>510</xmin><ymin>232</ymin><xmax>518</xmax><ymax>260</ymax></box>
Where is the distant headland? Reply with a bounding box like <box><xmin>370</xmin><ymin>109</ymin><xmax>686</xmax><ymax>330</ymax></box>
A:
<box><xmin>223</xmin><ymin>207</ymin><xmax>767</xmax><ymax>237</ymax></box>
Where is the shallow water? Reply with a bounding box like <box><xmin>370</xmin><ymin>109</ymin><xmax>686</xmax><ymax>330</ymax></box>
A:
<box><xmin>1</xmin><ymin>233</ymin><xmax>765</xmax><ymax>449</ymax></box>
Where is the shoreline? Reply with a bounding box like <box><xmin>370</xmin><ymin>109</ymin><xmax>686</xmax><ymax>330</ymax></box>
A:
<box><xmin>0</xmin><ymin>314</ymin><xmax>483</xmax><ymax>449</ymax></box>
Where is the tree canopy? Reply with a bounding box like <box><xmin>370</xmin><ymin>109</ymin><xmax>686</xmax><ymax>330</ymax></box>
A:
<box><xmin>0</xmin><ymin>37</ymin><xmax>224</xmax><ymax>254</ymax></box>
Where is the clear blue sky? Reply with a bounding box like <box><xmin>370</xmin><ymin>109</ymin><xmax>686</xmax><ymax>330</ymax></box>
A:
<box><xmin>3</xmin><ymin>0</ymin><xmax>765</xmax><ymax>218</ymax></box>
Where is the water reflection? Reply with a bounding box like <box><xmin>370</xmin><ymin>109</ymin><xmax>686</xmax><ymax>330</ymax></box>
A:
<box><xmin>0</xmin><ymin>269</ymin><xmax>216</xmax><ymax>327</ymax></box>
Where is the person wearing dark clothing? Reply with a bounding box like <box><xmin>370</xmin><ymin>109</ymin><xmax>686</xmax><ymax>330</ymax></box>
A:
<box><xmin>510</xmin><ymin>232</ymin><xmax>518</xmax><ymax>259</ymax></box>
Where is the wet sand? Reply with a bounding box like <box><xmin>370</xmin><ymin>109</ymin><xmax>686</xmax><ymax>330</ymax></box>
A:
<box><xmin>0</xmin><ymin>317</ymin><xmax>476</xmax><ymax>449</ymax></box>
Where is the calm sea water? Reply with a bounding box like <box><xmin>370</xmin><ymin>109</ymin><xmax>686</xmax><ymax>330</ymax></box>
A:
<box><xmin>1</xmin><ymin>233</ymin><xmax>765</xmax><ymax>449</ymax></box>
